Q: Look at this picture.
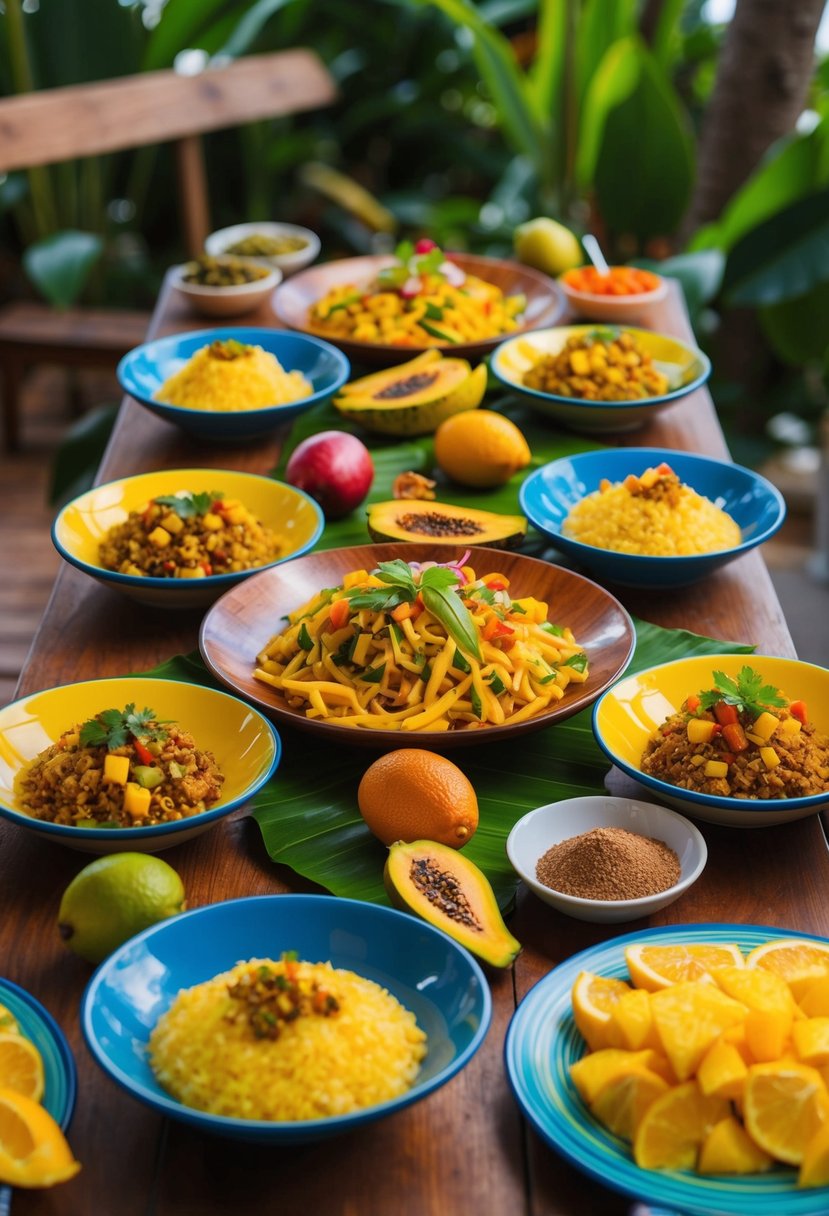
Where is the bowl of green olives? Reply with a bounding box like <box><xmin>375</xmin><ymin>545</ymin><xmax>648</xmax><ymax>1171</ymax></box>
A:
<box><xmin>205</xmin><ymin>222</ymin><xmax>320</xmax><ymax>276</ymax></box>
<box><xmin>170</xmin><ymin>256</ymin><xmax>282</xmax><ymax>318</ymax></box>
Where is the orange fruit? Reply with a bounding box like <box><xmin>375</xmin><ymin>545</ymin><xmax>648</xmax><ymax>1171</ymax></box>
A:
<box><xmin>433</xmin><ymin>410</ymin><xmax>531</xmax><ymax>488</ymax></box>
<box><xmin>633</xmin><ymin>1080</ymin><xmax>728</xmax><ymax>1171</ymax></box>
<box><xmin>0</xmin><ymin>1087</ymin><xmax>80</xmax><ymax>1188</ymax></box>
<box><xmin>625</xmin><ymin>942</ymin><xmax>744</xmax><ymax>992</ymax></box>
<box><xmin>571</xmin><ymin>972</ymin><xmax>632</xmax><ymax>1052</ymax></box>
<box><xmin>747</xmin><ymin>939</ymin><xmax>829</xmax><ymax>1002</ymax></box>
<box><xmin>357</xmin><ymin>749</ymin><xmax>478</xmax><ymax>848</ymax></box>
<box><xmin>800</xmin><ymin>1121</ymin><xmax>829</xmax><ymax>1187</ymax></box>
<box><xmin>0</xmin><ymin>1034</ymin><xmax>44</xmax><ymax>1103</ymax></box>
<box><xmin>649</xmin><ymin>982</ymin><xmax>747</xmax><ymax>1081</ymax></box>
<box><xmin>698</xmin><ymin>1115</ymin><xmax>773</xmax><ymax>1175</ymax></box>
<box><xmin>743</xmin><ymin>1061</ymin><xmax>829</xmax><ymax>1164</ymax></box>
<box><xmin>590</xmin><ymin>1065</ymin><xmax>669</xmax><ymax>1141</ymax></box>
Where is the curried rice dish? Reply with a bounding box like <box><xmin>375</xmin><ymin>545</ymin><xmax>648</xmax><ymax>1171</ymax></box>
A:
<box><xmin>562</xmin><ymin>462</ymin><xmax>741</xmax><ymax>557</ymax></box>
<box><xmin>154</xmin><ymin>338</ymin><xmax>312</xmax><ymax>412</ymax></box>
<box><xmin>523</xmin><ymin>329</ymin><xmax>669</xmax><ymax>401</ymax></box>
<box><xmin>99</xmin><ymin>489</ymin><xmax>284</xmax><ymax>580</ymax></box>
<box><xmin>148</xmin><ymin>955</ymin><xmax>427</xmax><ymax>1121</ymax></box>
<box><xmin>641</xmin><ymin>666</ymin><xmax>829</xmax><ymax>800</ymax></box>
<box><xmin>15</xmin><ymin>703</ymin><xmax>224</xmax><ymax>828</ymax></box>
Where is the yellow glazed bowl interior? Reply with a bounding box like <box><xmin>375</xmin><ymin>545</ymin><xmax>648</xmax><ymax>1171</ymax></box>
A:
<box><xmin>0</xmin><ymin>677</ymin><xmax>280</xmax><ymax>852</ymax></box>
<box><xmin>593</xmin><ymin>654</ymin><xmax>829</xmax><ymax>828</ymax></box>
<box><xmin>53</xmin><ymin>468</ymin><xmax>324</xmax><ymax>609</ymax></box>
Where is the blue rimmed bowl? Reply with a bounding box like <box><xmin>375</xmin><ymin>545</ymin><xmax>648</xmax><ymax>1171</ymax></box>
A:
<box><xmin>519</xmin><ymin>448</ymin><xmax>786</xmax><ymax>589</ymax></box>
<box><xmin>0</xmin><ymin>676</ymin><xmax>281</xmax><ymax>852</ymax></box>
<box><xmin>117</xmin><ymin>327</ymin><xmax>350</xmax><ymax>441</ymax></box>
<box><xmin>52</xmin><ymin>468</ymin><xmax>324</xmax><ymax>610</ymax></box>
<box><xmin>81</xmin><ymin>894</ymin><xmax>492</xmax><ymax>1144</ymax></box>
<box><xmin>505</xmin><ymin>923</ymin><xmax>829</xmax><ymax>1216</ymax></box>
<box><xmin>0</xmin><ymin>977</ymin><xmax>77</xmax><ymax>1128</ymax></box>
<box><xmin>491</xmin><ymin>325</ymin><xmax>711</xmax><ymax>433</ymax></box>
<box><xmin>592</xmin><ymin>653</ymin><xmax>829</xmax><ymax>828</ymax></box>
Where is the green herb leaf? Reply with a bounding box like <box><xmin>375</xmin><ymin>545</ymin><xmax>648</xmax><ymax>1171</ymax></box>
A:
<box><xmin>563</xmin><ymin>653</ymin><xmax>588</xmax><ymax>673</ymax></box>
<box><xmin>421</xmin><ymin>662</ymin><xmax>433</xmax><ymax>683</ymax></box>
<box><xmin>154</xmin><ymin>490</ymin><xmax>222</xmax><ymax>519</ymax></box>
<box><xmin>297</xmin><ymin>623</ymin><xmax>314</xmax><ymax>651</ymax></box>
<box><xmin>394</xmin><ymin>239</ymin><xmax>415</xmax><ymax>264</ymax></box>
<box><xmin>424</xmin><ymin>301</ymin><xmax>444</xmax><ymax>320</ymax></box>
<box><xmin>488</xmin><ymin>672</ymin><xmax>507</xmax><ymax>696</ymax></box>
<box><xmin>470</xmin><ymin>686</ymin><xmax>483</xmax><ymax>719</ymax></box>
<box><xmin>375</xmin><ymin>558</ymin><xmax>418</xmax><ymax>593</ymax></box>
<box><xmin>452</xmin><ymin>648</ymin><xmax>471</xmax><ymax>673</ymax></box>
<box><xmin>698</xmin><ymin>666</ymin><xmax>787</xmax><ymax>719</ymax></box>
<box><xmin>78</xmin><ymin>703</ymin><xmax>168</xmax><ymax>751</ymax></box>
<box><xmin>541</xmin><ymin>621</ymin><xmax>564</xmax><ymax>637</ymax></box>
<box><xmin>510</xmin><ymin>603</ymin><xmax>526</xmax><ymax>615</ymax></box>
<box><xmin>358</xmin><ymin>663</ymin><xmax>386</xmax><ymax>684</ymax></box>
<box><xmin>420</xmin><ymin>319</ymin><xmax>459</xmax><ymax>343</ymax></box>
<box><xmin>472</xmin><ymin>586</ymin><xmax>496</xmax><ymax>606</ymax></box>
<box><xmin>326</xmin><ymin>293</ymin><xmax>362</xmax><ymax>315</ymax></box>
<box><xmin>420</xmin><ymin>567</ymin><xmax>482</xmax><ymax>661</ymax></box>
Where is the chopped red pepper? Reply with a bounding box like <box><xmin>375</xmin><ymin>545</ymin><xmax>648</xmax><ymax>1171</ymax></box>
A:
<box><xmin>713</xmin><ymin>701</ymin><xmax>739</xmax><ymax>726</ymax></box>
<box><xmin>686</xmin><ymin>694</ymin><xmax>701</xmax><ymax>713</ymax></box>
<box><xmin>483</xmin><ymin>576</ymin><xmax>508</xmax><ymax>591</ymax></box>
<box><xmin>213</xmin><ymin>550</ymin><xmax>228</xmax><ymax>564</ymax></box>
<box><xmin>162</xmin><ymin>560</ymin><xmax>176</xmax><ymax>573</ymax></box>
<box><xmin>200</xmin><ymin>562</ymin><xmax>213</xmax><ymax>576</ymax></box>
<box><xmin>719</xmin><ymin>752</ymin><xmax>736</xmax><ymax>766</ymax></box>
<box><xmin>722</xmin><ymin>722</ymin><xmax>749</xmax><ymax>753</ymax></box>
<box><xmin>790</xmin><ymin>700</ymin><xmax>808</xmax><ymax>725</ymax></box>
<box><xmin>482</xmin><ymin>616</ymin><xmax>514</xmax><ymax>642</ymax></box>
<box><xmin>329</xmin><ymin>598</ymin><xmax>350</xmax><ymax>630</ymax></box>
<box><xmin>133</xmin><ymin>739</ymin><xmax>154</xmax><ymax>766</ymax></box>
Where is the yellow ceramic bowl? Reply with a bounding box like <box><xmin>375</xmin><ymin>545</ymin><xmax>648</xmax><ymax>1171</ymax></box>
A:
<box><xmin>491</xmin><ymin>325</ymin><xmax>711</xmax><ymax>434</ymax></box>
<box><xmin>0</xmin><ymin>677</ymin><xmax>281</xmax><ymax>852</ymax></box>
<box><xmin>52</xmin><ymin>468</ymin><xmax>324</xmax><ymax>609</ymax></box>
<box><xmin>593</xmin><ymin>654</ymin><xmax>829</xmax><ymax>827</ymax></box>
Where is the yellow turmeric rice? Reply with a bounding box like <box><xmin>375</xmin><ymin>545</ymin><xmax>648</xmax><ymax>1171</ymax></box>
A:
<box><xmin>155</xmin><ymin>339</ymin><xmax>312</xmax><ymax>412</ymax></box>
<box><xmin>563</xmin><ymin>462</ymin><xmax>741</xmax><ymax>557</ymax></box>
<box><xmin>148</xmin><ymin>957</ymin><xmax>427</xmax><ymax>1121</ymax></box>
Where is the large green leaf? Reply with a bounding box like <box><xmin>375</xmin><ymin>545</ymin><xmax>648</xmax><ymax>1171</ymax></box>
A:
<box><xmin>142</xmin><ymin>0</ymin><xmax>241</xmax><ymax>70</ymax></box>
<box><xmin>529</xmin><ymin>0</ymin><xmax>566</xmax><ymax>122</ymax></box>
<box><xmin>591</xmin><ymin>44</ymin><xmax>694</xmax><ymax>240</ymax></box>
<box><xmin>759</xmin><ymin>280</ymin><xmax>829</xmax><ymax>365</ymax></box>
<box><xmin>722</xmin><ymin>188</ymin><xmax>829</xmax><ymax>308</ymax></box>
<box><xmin>216</xmin><ymin>0</ymin><xmax>296</xmax><ymax>58</ymax></box>
<box><xmin>140</xmin><ymin>624</ymin><xmax>754</xmax><ymax>910</ymax></box>
<box><xmin>632</xmin><ymin>250</ymin><xmax>723</xmax><ymax>325</ymax></box>
<box><xmin>23</xmin><ymin>230</ymin><xmax>103</xmax><ymax>309</ymax></box>
<box><xmin>575</xmin><ymin>0</ymin><xmax>637</xmax><ymax>114</ymax></box>
<box><xmin>576</xmin><ymin>36</ymin><xmax>641</xmax><ymax>189</ymax></box>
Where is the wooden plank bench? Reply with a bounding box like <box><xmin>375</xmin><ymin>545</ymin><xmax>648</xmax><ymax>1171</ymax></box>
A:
<box><xmin>0</xmin><ymin>50</ymin><xmax>336</xmax><ymax>449</ymax></box>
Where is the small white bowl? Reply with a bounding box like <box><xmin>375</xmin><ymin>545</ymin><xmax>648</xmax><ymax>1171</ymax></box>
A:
<box><xmin>205</xmin><ymin>222</ymin><xmax>321</xmax><ymax>276</ymax></box>
<box><xmin>170</xmin><ymin>262</ymin><xmax>282</xmax><ymax>319</ymax></box>
<box><xmin>558</xmin><ymin>273</ymin><xmax>669</xmax><ymax>324</ymax></box>
<box><xmin>506</xmin><ymin>795</ymin><xmax>707</xmax><ymax>923</ymax></box>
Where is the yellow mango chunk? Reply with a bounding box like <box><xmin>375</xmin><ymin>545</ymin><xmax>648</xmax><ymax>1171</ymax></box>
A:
<box><xmin>123</xmin><ymin>783</ymin><xmax>151</xmax><ymax>819</ymax></box>
<box><xmin>102</xmin><ymin>754</ymin><xmax>130</xmax><ymax>785</ymax></box>
<box><xmin>698</xmin><ymin>1115</ymin><xmax>773</xmax><ymax>1175</ymax></box>
<box><xmin>704</xmin><ymin>760</ymin><xmax>728</xmax><ymax>778</ymax></box>
<box><xmin>634</xmin><ymin>1081</ymin><xmax>728</xmax><ymax>1171</ymax></box>
<box><xmin>760</xmin><ymin>746</ymin><xmax>780</xmax><ymax>770</ymax></box>
<box><xmin>793</xmin><ymin>1018</ymin><xmax>829</xmax><ymax>1067</ymax></box>
<box><xmin>147</xmin><ymin>526</ymin><xmax>171</xmax><ymax>549</ymax></box>
<box><xmin>753</xmin><ymin>711</ymin><xmax>780</xmax><ymax>742</ymax></box>
<box><xmin>687</xmin><ymin>718</ymin><xmax>717</xmax><ymax>744</ymax></box>
<box><xmin>697</xmin><ymin>1039</ymin><xmax>749</xmax><ymax>1100</ymax></box>
<box><xmin>650</xmin><ymin>982</ymin><xmax>747</xmax><ymax>1081</ymax></box>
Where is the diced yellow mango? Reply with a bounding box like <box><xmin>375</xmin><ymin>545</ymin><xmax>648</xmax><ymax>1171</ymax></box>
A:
<box><xmin>705</xmin><ymin>760</ymin><xmax>729</xmax><ymax>778</ymax></box>
<box><xmin>753</xmin><ymin>712</ymin><xmax>780</xmax><ymax>742</ymax></box>
<box><xmin>746</xmin><ymin>733</ymin><xmax>765</xmax><ymax>746</ymax></box>
<box><xmin>159</xmin><ymin>512</ymin><xmax>184</xmax><ymax>534</ymax></box>
<box><xmin>569</xmin><ymin>350</ymin><xmax>590</xmax><ymax>375</ymax></box>
<box><xmin>178</xmin><ymin>567</ymin><xmax>206</xmax><ymax>579</ymax></box>
<box><xmin>147</xmin><ymin>526</ymin><xmax>171</xmax><ymax>549</ymax></box>
<box><xmin>760</xmin><ymin>747</ymin><xmax>781</xmax><ymax>770</ymax></box>
<box><xmin>224</xmin><ymin>506</ymin><xmax>247</xmax><ymax>526</ymax></box>
<box><xmin>123</xmin><ymin>782</ymin><xmax>151</xmax><ymax>818</ymax></box>
<box><xmin>688</xmin><ymin>718</ymin><xmax>717</xmax><ymax>744</ymax></box>
<box><xmin>342</xmin><ymin>569</ymin><xmax>370</xmax><ymax>589</ymax></box>
<box><xmin>103</xmin><ymin>753</ymin><xmax>130</xmax><ymax>785</ymax></box>
<box><xmin>691</xmin><ymin>754</ymin><xmax>707</xmax><ymax>767</ymax></box>
<box><xmin>351</xmin><ymin>633</ymin><xmax>372</xmax><ymax>667</ymax></box>
<box><xmin>202</xmin><ymin>512</ymin><xmax>224</xmax><ymax>531</ymax></box>
<box><xmin>779</xmin><ymin>716</ymin><xmax>802</xmax><ymax>737</ymax></box>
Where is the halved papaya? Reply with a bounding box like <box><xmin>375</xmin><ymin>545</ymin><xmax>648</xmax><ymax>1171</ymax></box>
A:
<box><xmin>334</xmin><ymin>354</ymin><xmax>487</xmax><ymax>436</ymax></box>
<box><xmin>367</xmin><ymin>500</ymin><xmax>527</xmax><ymax>548</ymax></box>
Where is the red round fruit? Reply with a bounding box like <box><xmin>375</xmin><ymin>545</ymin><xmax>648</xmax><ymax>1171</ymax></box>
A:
<box><xmin>285</xmin><ymin>431</ymin><xmax>374</xmax><ymax>520</ymax></box>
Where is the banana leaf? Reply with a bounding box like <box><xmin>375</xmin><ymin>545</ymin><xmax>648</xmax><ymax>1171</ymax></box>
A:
<box><xmin>140</xmin><ymin>623</ymin><xmax>754</xmax><ymax>910</ymax></box>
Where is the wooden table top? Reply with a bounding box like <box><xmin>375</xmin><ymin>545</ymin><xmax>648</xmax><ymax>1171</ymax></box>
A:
<box><xmin>5</xmin><ymin>278</ymin><xmax>827</xmax><ymax>1216</ymax></box>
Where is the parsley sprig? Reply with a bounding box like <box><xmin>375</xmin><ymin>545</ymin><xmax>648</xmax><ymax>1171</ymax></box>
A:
<box><xmin>153</xmin><ymin>490</ymin><xmax>223</xmax><ymax>519</ymax></box>
<box><xmin>79</xmin><ymin>704</ymin><xmax>169</xmax><ymax>751</ymax></box>
<box><xmin>698</xmin><ymin>667</ymin><xmax>787</xmax><ymax>720</ymax></box>
<box><xmin>344</xmin><ymin>559</ymin><xmax>481</xmax><ymax>660</ymax></box>
<box><xmin>377</xmin><ymin>240</ymin><xmax>449</xmax><ymax>291</ymax></box>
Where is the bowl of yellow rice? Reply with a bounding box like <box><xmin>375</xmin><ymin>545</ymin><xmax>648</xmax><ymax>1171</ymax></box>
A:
<box><xmin>519</xmin><ymin>448</ymin><xmax>786</xmax><ymax>589</ymax></box>
<box><xmin>117</xmin><ymin>327</ymin><xmax>350</xmax><ymax>441</ymax></box>
<box><xmin>81</xmin><ymin>894</ymin><xmax>492</xmax><ymax>1142</ymax></box>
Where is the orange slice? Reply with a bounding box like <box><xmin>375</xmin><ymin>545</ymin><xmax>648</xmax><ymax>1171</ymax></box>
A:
<box><xmin>607</xmin><ymin>988</ymin><xmax>660</xmax><ymax>1052</ymax></box>
<box><xmin>698</xmin><ymin>1115</ymin><xmax>773</xmax><ymax>1175</ymax></box>
<box><xmin>743</xmin><ymin>1061</ymin><xmax>829</xmax><ymax>1165</ymax></box>
<box><xmin>800</xmin><ymin>1122</ymin><xmax>829</xmax><ymax>1188</ymax></box>
<box><xmin>649</xmin><ymin>982</ymin><xmax>747</xmax><ymax>1081</ymax></box>
<box><xmin>793</xmin><ymin>1018</ymin><xmax>829</xmax><ymax>1067</ymax></box>
<box><xmin>799</xmin><ymin>976</ymin><xmax>829</xmax><ymax>1017</ymax></box>
<box><xmin>697</xmin><ymin>1039</ymin><xmax>749</xmax><ymax>1100</ymax></box>
<box><xmin>0</xmin><ymin>1086</ymin><xmax>81</xmax><ymax>1188</ymax></box>
<box><xmin>0</xmin><ymin>1034</ymin><xmax>44</xmax><ymax>1103</ymax></box>
<box><xmin>590</xmin><ymin>1065</ymin><xmax>668</xmax><ymax>1141</ymax></box>
<box><xmin>633</xmin><ymin>1080</ymin><xmax>729</xmax><ymax>1171</ymax></box>
<box><xmin>747</xmin><ymin>939</ymin><xmax>829</xmax><ymax>1002</ymax></box>
<box><xmin>571</xmin><ymin>972</ymin><xmax>631</xmax><ymax>1052</ymax></box>
<box><xmin>625</xmin><ymin>942</ymin><xmax>744</xmax><ymax>993</ymax></box>
<box><xmin>571</xmin><ymin>1048</ymin><xmax>658</xmax><ymax>1106</ymax></box>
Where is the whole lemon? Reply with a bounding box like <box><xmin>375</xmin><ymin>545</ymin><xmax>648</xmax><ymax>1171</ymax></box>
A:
<box><xmin>58</xmin><ymin>853</ymin><xmax>186</xmax><ymax>964</ymax></box>
<box><xmin>357</xmin><ymin>749</ymin><xmax>478</xmax><ymax>849</ymax></box>
<box><xmin>434</xmin><ymin>410</ymin><xmax>531</xmax><ymax>488</ymax></box>
<box><xmin>514</xmin><ymin>217</ymin><xmax>583</xmax><ymax>276</ymax></box>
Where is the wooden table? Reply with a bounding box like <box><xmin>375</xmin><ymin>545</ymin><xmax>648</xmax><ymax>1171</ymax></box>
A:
<box><xmin>4</xmin><ymin>280</ymin><xmax>828</xmax><ymax>1216</ymax></box>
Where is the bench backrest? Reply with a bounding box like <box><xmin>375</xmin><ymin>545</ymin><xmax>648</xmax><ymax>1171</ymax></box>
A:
<box><xmin>0</xmin><ymin>50</ymin><xmax>336</xmax><ymax>254</ymax></box>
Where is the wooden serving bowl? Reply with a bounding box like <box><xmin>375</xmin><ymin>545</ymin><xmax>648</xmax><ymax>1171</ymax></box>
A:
<box><xmin>272</xmin><ymin>253</ymin><xmax>567</xmax><ymax>366</ymax></box>
<box><xmin>199</xmin><ymin>543</ymin><xmax>635</xmax><ymax>751</ymax></box>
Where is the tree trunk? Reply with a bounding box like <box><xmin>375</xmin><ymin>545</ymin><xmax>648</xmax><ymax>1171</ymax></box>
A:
<box><xmin>682</xmin><ymin>0</ymin><xmax>824</xmax><ymax>239</ymax></box>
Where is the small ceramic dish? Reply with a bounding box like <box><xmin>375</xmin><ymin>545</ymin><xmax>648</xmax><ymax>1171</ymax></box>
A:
<box><xmin>558</xmin><ymin>269</ymin><xmax>669</xmax><ymax>324</ymax></box>
<box><xmin>0</xmin><ymin>677</ymin><xmax>280</xmax><ymax>852</ymax></box>
<box><xmin>199</xmin><ymin>541</ymin><xmax>636</xmax><ymax>751</ymax></box>
<box><xmin>519</xmin><ymin>448</ymin><xmax>786</xmax><ymax>589</ymax></box>
<box><xmin>81</xmin><ymin>893</ymin><xmax>492</xmax><ymax>1144</ymax></box>
<box><xmin>52</xmin><ymin>468</ymin><xmax>324</xmax><ymax>610</ymax></box>
<box><xmin>491</xmin><ymin>324</ymin><xmax>711</xmax><ymax>433</ymax></box>
<box><xmin>205</xmin><ymin>222</ymin><xmax>320</xmax><ymax>276</ymax></box>
<box><xmin>506</xmin><ymin>794</ymin><xmax>707</xmax><ymax>923</ymax></box>
<box><xmin>169</xmin><ymin>261</ymin><xmax>282</xmax><ymax>318</ymax></box>
<box><xmin>593</xmin><ymin>654</ymin><xmax>829</xmax><ymax>828</ymax></box>
<box><xmin>117</xmin><ymin>326</ymin><xmax>350</xmax><ymax>442</ymax></box>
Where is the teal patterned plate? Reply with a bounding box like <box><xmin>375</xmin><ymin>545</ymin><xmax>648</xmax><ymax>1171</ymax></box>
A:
<box><xmin>505</xmin><ymin>924</ymin><xmax>829</xmax><ymax>1216</ymax></box>
<box><xmin>0</xmin><ymin>978</ymin><xmax>76</xmax><ymax>1127</ymax></box>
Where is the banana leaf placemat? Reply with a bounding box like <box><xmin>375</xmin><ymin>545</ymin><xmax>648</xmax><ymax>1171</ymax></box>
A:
<box><xmin>142</xmin><ymin>621</ymin><xmax>753</xmax><ymax>908</ymax></box>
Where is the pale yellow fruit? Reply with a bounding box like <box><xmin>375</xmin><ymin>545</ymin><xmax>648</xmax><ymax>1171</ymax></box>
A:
<box><xmin>513</xmin><ymin>217</ymin><xmax>583</xmax><ymax>277</ymax></box>
<box><xmin>633</xmin><ymin>1080</ymin><xmax>728</xmax><ymax>1171</ymax></box>
<box><xmin>0</xmin><ymin>1087</ymin><xmax>81</xmax><ymax>1188</ymax></box>
<box><xmin>698</xmin><ymin>1115</ymin><xmax>773</xmax><ymax>1175</ymax></box>
<box><xmin>571</xmin><ymin>972</ymin><xmax>631</xmax><ymax>1052</ymax></box>
<box><xmin>590</xmin><ymin>1065</ymin><xmax>669</xmax><ymax>1141</ymax></box>
<box><xmin>433</xmin><ymin>410</ymin><xmax>531</xmax><ymax>489</ymax></box>
<box><xmin>743</xmin><ymin>1060</ymin><xmax>829</xmax><ymax>1164</ymax></box>
<box><xmin>625</xmin><ymin>941</ymin><xmax>744</xmax><ymax>993</ymax></box>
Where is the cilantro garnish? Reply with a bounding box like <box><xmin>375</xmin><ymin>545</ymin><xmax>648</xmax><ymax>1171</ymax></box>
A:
<box><xmin>377</xmin><ymin>240</ymin><xmax>453</xmax><ymax>293</ymax></box>
<box><xmin>79</xmin><ymin>704</ymin><xmax>169</xmax><ymax>751</ymax></box>
<box><xmin>153</xmin><ymin>490</ymin><xmax>222</xmax><ymax>519</ymax></box>
<box><xmin>698</xmin><ymin>667</ymin><xmax>787</xmax><ymax>720</ymax></box>
<box><xmin>563</xmin><ymin>653</ymin><xmax>588</xmax><ymax>673</ymax></box>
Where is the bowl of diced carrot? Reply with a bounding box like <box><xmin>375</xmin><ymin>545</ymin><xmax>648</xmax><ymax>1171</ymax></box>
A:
<box><xmin>559</xmin><ymin>265</ymin><xmax>668</xmax><ymax>323</ymax></box>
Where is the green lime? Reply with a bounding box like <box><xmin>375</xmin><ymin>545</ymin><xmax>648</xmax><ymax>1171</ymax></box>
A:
<box><xmin>58</xmin><ymin>853</ymin><xmax>186</xmax><ymax>964</ymax></box>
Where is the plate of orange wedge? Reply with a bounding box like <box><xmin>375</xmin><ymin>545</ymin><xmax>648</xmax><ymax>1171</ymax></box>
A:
<box><xmin>0</xmin><ymin>977</ymin><xmax>80</xmax><ymax>1191</ymax></box>
<box><xmin>505</xmin><ymin>925</ymin><xmax>829</xmax><ymax>1215</ymax></box>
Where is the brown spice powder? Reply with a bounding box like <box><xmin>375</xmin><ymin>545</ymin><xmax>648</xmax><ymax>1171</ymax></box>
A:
<box><xmin>535</xmin><ymin>826</ymin><xmax>681</xmax><ymax>901</ymax></box>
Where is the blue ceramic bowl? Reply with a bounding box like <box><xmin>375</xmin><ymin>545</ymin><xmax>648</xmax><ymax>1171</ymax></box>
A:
<box><xmin>117</xmin><ymin>327</ymin><xmax>350</xmax><ymax>441</ymax></box>
<box><xmin>0</xmin><ymin>977</ymin><xmax>76</xmax><ymax>1128</ymax></box>
<box><xmin>81</xmin><ymin>895</ymin><xmax>492</xmax><ymax>1143</ymax></box>
<box><xmin>519</xmin><ymin>448</ymin><xmax>786</xmax><ymax>589</ymax></box>
<box><xmin>505</xmin><ymin>924</ymin><xmax>829</xmax><ymax>1216</ymax></box>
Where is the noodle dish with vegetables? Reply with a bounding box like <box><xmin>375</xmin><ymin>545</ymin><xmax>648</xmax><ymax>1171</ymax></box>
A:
<box><xmin>254</xmin><ymin>553</ymin><xmax>588</xmax><ymax>731</ymax></box>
